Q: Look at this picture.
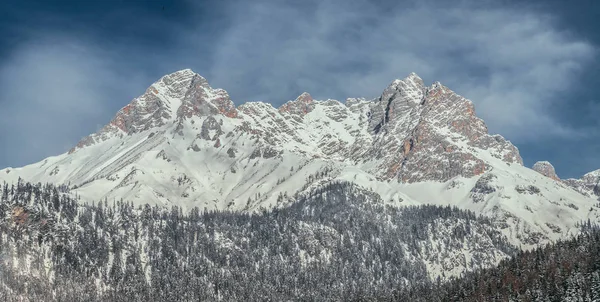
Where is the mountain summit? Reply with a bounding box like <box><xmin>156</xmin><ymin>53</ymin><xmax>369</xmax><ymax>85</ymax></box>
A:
<box><xmin>1</xmin><ymin>69</ymin><xmax>599</xmax><ymax>248</ymax></box>
<box><xmin>69</xmin><ymin>69</ymin><xmax>237</xmax><ymax>153</ymax></box>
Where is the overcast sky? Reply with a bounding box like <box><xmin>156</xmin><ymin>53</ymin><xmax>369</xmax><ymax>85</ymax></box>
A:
<box><xmin>0</xmin><ymin>0</ymin><xmax>598</xmax><ymax>178</ymax></box>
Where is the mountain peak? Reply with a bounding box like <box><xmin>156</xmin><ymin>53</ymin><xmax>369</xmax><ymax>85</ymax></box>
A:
<box><xmin>364</xmin><ymin>72</ymin><xmax>523</xmax><ymax>182</ymax></box>
<box><xmin>156</xmin><ymin>69</ymin><xmax>209</xmax><ymax>96</ymax></box>
<box><xmin>394</xmin><ymin>72</ymin><xmax>423</xmax><ymax>84</ymax></box>
<box><xmin>406</xmin><ymin>71</ymin><xmax>422</xmax><ymax>81</ymax></box>
<box><xmin>532</xmin><ymin>161</ymin><xmax>560</xmax><ymax>181</ymax></box>
<box><xmin>173</xmin><ymin>68</ymin><xmax>195</xmax><ymax>74</ymax></box>
<box><xmin>68</xmin><ymin>68</ymin><xmax>235</xmax><ymax>153</ymax></box>
<box><xmin>164</xmin><ymin>68</ymin><xmax>196</xmax><ymax>78</ymax></box>
<box><xmin>278</xmin><ymin>92</ymin><xmax>315</xmax><ymax>116</ymax></box>
<box><xmin>294</xmin><ymin>92</ymin><xmax>313</xmax><ymax>103</ymax></box>
<box><xmin>388</xmin><ymin>72</ymin><xmax>425</xmax><ymax>91</ymax></box>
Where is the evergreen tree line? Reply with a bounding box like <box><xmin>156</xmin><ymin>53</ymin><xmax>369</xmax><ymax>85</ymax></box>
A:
<box><xmin>389</xmin><ymin>223</ymin><xmax>600</xmax><ymax>302</ymax></box>
<box><xmin>0</xmin><ymin>179</ymin><xmax>516</xmax><ymax>301</ymax></box>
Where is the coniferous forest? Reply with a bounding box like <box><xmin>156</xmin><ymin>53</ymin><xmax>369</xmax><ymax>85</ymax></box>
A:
<box><xmin>0</xmin><ymin>179</ymin><xmax>598</xmax><ymax>301</ymax></box>
<box><xmin>392</xmin><ymin>223</ymin><xmax>600</xmax><ymax>301</ymax></box>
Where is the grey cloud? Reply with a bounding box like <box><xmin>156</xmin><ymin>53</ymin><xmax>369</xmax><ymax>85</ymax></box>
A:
<box><xmin>588</xmin><ymin>101</ymin><xmax>600</xmax><ymax>124</ymax></box>
<box><xmin>187</xmin><ymin>0</ymin><xmax>594</xmax><ymax>142</ymax></box>
<box><xmin>0</xmin><ymin>36</ymin><xmax>151</xmax><ymax>167</ymax></box>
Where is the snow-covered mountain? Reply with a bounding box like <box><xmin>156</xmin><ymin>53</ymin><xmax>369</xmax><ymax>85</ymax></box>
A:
<box><xmin>1</xmin><ymin>69</ymin><xmax>598</xmax><ymax>248</ymax></box>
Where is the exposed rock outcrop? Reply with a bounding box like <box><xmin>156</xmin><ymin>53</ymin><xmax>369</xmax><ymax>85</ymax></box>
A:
<box><xmin>532</xmin><ymin>161</ymin><xmax>560</xmax><ymax>181</ymax></box>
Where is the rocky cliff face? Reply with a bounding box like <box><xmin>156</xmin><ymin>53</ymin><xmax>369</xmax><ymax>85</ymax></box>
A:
<box><xmin>532</xmin><ymin>161</ymin><xmax>560</xmax><ymax>181</ymax></box>
<box><xmin>363</xmin><ymin>77</ymin><xmax>522</xmax><ymax>183</ymax></box>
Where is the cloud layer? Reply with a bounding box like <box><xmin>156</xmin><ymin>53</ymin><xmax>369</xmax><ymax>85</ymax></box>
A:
<box><xmin>201</xmin><ymin>0</ymin><xmax>595</xmax><ymax>141</ymax></box>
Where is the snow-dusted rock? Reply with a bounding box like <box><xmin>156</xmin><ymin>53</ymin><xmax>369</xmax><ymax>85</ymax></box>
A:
<box><xmin>532</xmin><ymin>161</ymin><xmax>560</xmax><ymax>181</ymax></box>
<box><xmin>564</xmin><ymin>169</ymin><xmax>600</xmax><ymax>198</ymax></box>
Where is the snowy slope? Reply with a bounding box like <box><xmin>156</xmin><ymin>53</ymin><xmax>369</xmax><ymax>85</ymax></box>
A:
<box><xmin>1</xmin><ymin>69</ymin><xmax>599</xmax><ymax>249</ymax></box>
<box><xmin>564</xmin><ymin>169</ymin><xmax>600</xmax><ymax>198</ymax></box>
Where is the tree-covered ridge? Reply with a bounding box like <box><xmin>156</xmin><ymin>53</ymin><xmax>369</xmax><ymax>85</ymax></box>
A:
<box><xmin>391</xmin><ymin>224</ymin><xmax>600</xmax><ymax>302</ymax></box>
<box><xmin>0</xmin><ymin>179</ymin><xmax>515</xmax><ymax>301</ymax></box>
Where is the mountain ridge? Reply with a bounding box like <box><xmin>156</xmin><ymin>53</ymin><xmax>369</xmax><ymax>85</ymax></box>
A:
<box><xmin>1</xmin><ymin>69</ymin><xmax>599</xmax><ymax>249</ymax></box>
<box><xmin>532</xmin><ymin>160</ymin><xmax>599</xmax><ymax>198</ymax></box>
